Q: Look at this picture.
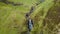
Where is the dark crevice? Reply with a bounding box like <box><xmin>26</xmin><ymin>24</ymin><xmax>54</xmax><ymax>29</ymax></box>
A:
<box><xmin>0</xmin><ymin>0</ymin><xmax>23</xmax><ymax>6</ymax></box>
<box><xmin>25</xmin><ymin>6</ymin><xmax>35</xmax><ymax>32</ymax></box>
<box><xmin>26</xmin><ymin>6</ymin><xmax>35</xmax><ymax>18</ymax></box>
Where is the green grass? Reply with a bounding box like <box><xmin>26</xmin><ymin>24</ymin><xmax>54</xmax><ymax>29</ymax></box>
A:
<box><xmin>0</xmin><ymin>0</ymin><xmax>60</xmax><ymax>34</ymax></box>
<box><xmin>0</xmin><ymin>0</ymin><xmax>37</xmax><ymax>34</ymax></box>
<box><xmin>0</xmin><ymin>2</ymin><xmax>29</xmax><ymax>34</ymax></box>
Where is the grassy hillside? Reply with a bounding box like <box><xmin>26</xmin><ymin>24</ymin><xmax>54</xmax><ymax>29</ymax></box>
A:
<box><xmin>0</xmin><ymin>0</ymin><xmax>60</xmax><ymax>34</ymax></box>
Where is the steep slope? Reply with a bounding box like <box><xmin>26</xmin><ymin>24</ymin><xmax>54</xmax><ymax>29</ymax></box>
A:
<box><xmin>0</xmin><ymin>0</ymin><xmax>60</xmax><ymax>34</ymax></box>
<box><xmin>30</xmin><ymin>0</ymin><xmax>60</xmax><ymax>34</ymax></box>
